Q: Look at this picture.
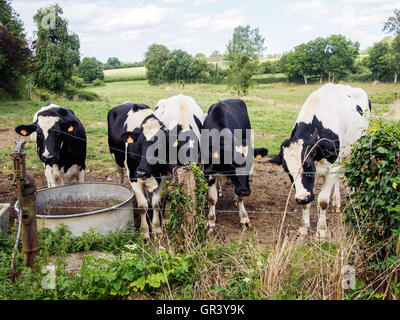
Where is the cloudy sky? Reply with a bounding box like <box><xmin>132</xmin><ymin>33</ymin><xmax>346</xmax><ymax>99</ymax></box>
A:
<box><xmin>12</xmin><ymin>0</ymin><xmax>400</xmax><ymax>63</ymax></box>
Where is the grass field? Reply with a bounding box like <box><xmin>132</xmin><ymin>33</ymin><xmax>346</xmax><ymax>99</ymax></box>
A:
<box><xmin>0</xmin><ymin>80</ymin><xmax>399</xmax><ymax>300</ymax></box>
<box><xmin>104</xmin><ymin>67</ymin><xmax>146</xmax><ymax>82</ymax></box>
<box><xmin>0</xmin><ymin>80</ymin><xmax>397</xmax><ymax>177</ymax></box>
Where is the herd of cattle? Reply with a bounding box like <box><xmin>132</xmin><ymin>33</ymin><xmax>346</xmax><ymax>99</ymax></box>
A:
<box><xmin>14</xmin><ymin>83</ymin><xmax>371</xmax><ymax>239</ymax></box>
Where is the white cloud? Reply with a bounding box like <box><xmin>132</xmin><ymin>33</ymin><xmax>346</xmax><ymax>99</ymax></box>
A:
<box><xmin>193</xmin><ymin>0</ymin><xmax>217</xmax><ymax>5</ymax></box>
<box><xmin>288</xmin><ymin>0</ymin><xmax>328</xmax><ymax>20</ymax></box>
<box><xmin>186</xmin><ymin>9</ymin><xmax>244</xmax><ymax>31</ymax></box>
<box><xmin>162</xmin><ymin>0</ymin><xmax>185</xmax><ymax>3</ymax></box>
<box><xmin>297</xmin><ymin>25</ymin><xmax>315</xmax><ymax>33</ymax></box>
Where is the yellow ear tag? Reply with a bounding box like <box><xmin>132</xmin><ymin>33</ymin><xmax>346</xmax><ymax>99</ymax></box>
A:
<box><xmin>256</xmin><ymin>154</ymin><xmax>262</xmax><ymax>159</ymax></box>
<box><xmin>127</xmin><ymin>136</ymin><xmax>134</xmax><ymax>144</ymax></box>
<box><xmin>173</xmin><ymin>139</ymin><xmax>178</xmax><ymax>147</ymax></box>
<box><xmin>68</xmin><ymin>125</ymin><xmax>74</xmax><ymax>132</ymax></box>
<box><xmin>213</xmin><ymin>151</ymin><xmax>219</xmax><ymax>159</ymax></box>
<box><xmin>20</xmin><ymin>129</ymin><xmax>27</xmax><ymax>136</ymax></box>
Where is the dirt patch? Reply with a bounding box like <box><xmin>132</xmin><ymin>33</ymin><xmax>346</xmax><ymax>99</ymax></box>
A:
<box><xmin>0</xmin><ymin>129</ymin><xmax>22</xmax><ymax>151</ymax></box>
<box><xmin>1</xmin><ymin>160</ymin><xmax>343</xmax><ymax>246</ymax></box>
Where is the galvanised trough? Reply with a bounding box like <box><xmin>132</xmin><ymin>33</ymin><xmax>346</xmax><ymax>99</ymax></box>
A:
<box><xmin>16</xmin><ymin>182</ymin><xmax>134</xmax><ymax>237</ymax></box>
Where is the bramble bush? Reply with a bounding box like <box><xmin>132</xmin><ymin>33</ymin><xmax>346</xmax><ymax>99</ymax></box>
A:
<box><xmin>343</xmin><ymin>119</ymin><xmax>400</xmax><ymax>297</ymax></box>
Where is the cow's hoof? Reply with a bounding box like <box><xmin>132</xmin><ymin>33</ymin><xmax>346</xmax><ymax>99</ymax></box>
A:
<box><xmin>143</xmin><ymin>233</ymin><xmax>150</xmax><ymax>240</ymax></box>
<box><xmin>241</xmin><ymin>222</ymin><xmax>251</xmax><ymax>230</ymax></box>
<box><xmin>314</xmin><ymin>229</ymin><xmax>328</xmax><ymax>240</ymax></box>
<box><xmin>153</xmin><ymin>227</ymin><xmax>162</xmax><ymax>235</ymax></box>
<box><xmin>298</xmin><ymin>226</ymin><xmax>309</xmax><ymax>236</ymax></box>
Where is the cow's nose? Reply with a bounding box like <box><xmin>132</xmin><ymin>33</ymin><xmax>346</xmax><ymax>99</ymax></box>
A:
<box><xmin>135</xmin><ymin>170</ymin><xmax>147</xmax><ymax>178</ymax></box>
<box><xmin>237</xmin><ymin>189</ymin><xmax>251</xmax><ymax>197</ymax></box>
<box><xmin>295</xmin><ymin>194</ymin><xmax>313</xmax><ymax>205</ymax></box>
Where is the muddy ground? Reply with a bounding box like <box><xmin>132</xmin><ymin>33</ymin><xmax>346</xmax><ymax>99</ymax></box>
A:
<box><xmin>0</xmin><ymin>155</ymin><xmax>343</xmax><ymax>246</ymax></box>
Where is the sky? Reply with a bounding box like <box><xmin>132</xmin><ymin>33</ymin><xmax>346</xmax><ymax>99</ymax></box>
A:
<box><xmin>11</xmin><ymin>0</ymin><xmax>400</xmax><ymax>63</ymax></box>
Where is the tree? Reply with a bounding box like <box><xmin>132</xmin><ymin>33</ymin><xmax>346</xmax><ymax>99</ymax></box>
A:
<box><xmin>383</xmin><ymin>9</ymin><xmax>400</xmax><ymax>35</ymax></box>
<box><xmin>0</xmin><ymin>0</ymin><xmax>31</xmax><ymax>97</ymax></box>
<box><xmin>224</xmin><ymin>25</ymin><xmax>265</xmax><ymax>95</ymax></box>
<box><xmin>325</xmin><ymin>35</ymin><xmax>359</xmax><ymax>83</ymax></box>
<box><xmin>144</xmin><ymin>43</ymin><xmax>170</xmax><ymax>85</ymax></box>
<box><xmin>308</xmin><ymin>37</ymin><xmax>328</xmax><ymax>84</ymax></box>
<box><xmin>164</xmin><ymin>49</ymin><xmax>193</xmax><ymax>83</ymax></box>
<box><xmin>390</xmin><ymin>36</ymin><xmax>400</xmax><ymax>83</ymax></box>
<box><xmin>106</xmin><ymin>57</ymin><xmax>121</xmax><ymax>69</ymax></box>
<box><xmin>187</xmin><ymin>55</ymin><xmax>212</xmax><ymax>83</ymax></box>
<box><xmin>383</xmin><ymin>9</ymin><xmax>400</xmax><ymax>82</ymax></box>
<box><xmin>33</xmin><ymin>4</ymin><xmax>80</xmax><ymax>92</ymax></box>
<box><xmin>367</xmin><ymin>41</ymin><xmax>393</xmax><ymax>81</ymax></box>
<box><xmin>77</xmin><ymin>57</ymin><xmax>104</xmax><ymax>83</ymax></box>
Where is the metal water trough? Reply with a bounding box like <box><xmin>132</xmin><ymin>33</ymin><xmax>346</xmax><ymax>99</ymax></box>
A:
<box><xmin>16</xmin><ymin>183</ymin><xmax>134</xmax><ymax>237</ymax></box>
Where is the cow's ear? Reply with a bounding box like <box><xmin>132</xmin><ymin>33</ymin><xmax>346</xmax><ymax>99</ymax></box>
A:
<box><xmin>269</xmin><ymin>154</ymin><xmax>282</xmax><ymax>165</ymax></box>
<box><xmin>121</xmin><ymin>132</ymin><xmax>135</xmax><ymax>144</ymax></box>
<box><xmin>254</xmin><ymin>148</ymin><xmax>268</xmax><ymax>159</ymax></box>
<box><xmin>15</xmin><ymin>124</ymin><xmax>36</xmax><ymax>136</ymax></box>
<box><xmin>309</xmin><ymin>128</ymin><xmax>319</xmax><ymax>146</ymax></box>
<box><xmin>64</xmin><ymin>120</ymin><xmax>79</xmax><ymax>133</ymax></box>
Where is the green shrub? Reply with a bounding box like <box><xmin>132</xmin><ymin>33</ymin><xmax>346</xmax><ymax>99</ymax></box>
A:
<box><xmin>343</xmin><ymin>119</ymin><xmax>400</xmax><ymax>295</ymax></box>
<box><xmin>78</xmin><ymin>90</ymin><xmax>99</xmax><ymax>101</ymax></box>
<box><xmin>346</xmin><ymin>72</ymin><xmax>374</xmax><ymax>82</ymax></box>
<box><xmin>64</xmin><ymin>86</ymin><xmax>99</xmax><ymax>101</ymax></box>
<box><xmin>92</xmin><ymin>78</ymin><xmax>105</xmax><ymax>86</ymax></box>
<box><xmin>252</xmin><ymin>74</ymin><xmax>287</xmax><ymax>84</ymax></box>
<box><xmin>71</xmin><ymin>76</ymin><xmax>85</xmax><ymax>88</ymax></box>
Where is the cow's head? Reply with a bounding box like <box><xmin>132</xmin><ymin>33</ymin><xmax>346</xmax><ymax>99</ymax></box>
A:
<box><xmin>270</xmin><ymin>128</ymin><xmax>319</xmax><ymax>204</ymax></box>
<box><xmin>122</xmin><ymin>116</ymin><xmax>171</xmax><ymax>180</ymax></box>
<box><xmin>15</xmin><ymin>114</ymin><xmax>79</xmax><ymax>165</ymax></box>
<box><xmin>203</xmin><ymin>130</ymin><xmax>268</xmax><ymax>197</ymax></box>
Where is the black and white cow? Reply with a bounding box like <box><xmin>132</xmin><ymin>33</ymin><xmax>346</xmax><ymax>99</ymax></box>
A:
<box><xmin>107</xmin><ymin>102</ymin><xmax>171</xmax><ymax>239</ymax></box>
<box><xmin>270</xmin><ymin>83</ymin><xmax>370</xmax><ymax>238</ymax></box>
<box><xmin>15</xmin><ymin>103</ymin><xmax>86</xmax><ymax>188</ymax></box>
<box><xmin>201</xmin><ymin>99</ymin><xmax>268</xmax><ymax>231</ymax></box>
<box><xmin>154</xmin><ymin>94</ymin><xmax>205</xmax><ymax>165</ymax></box>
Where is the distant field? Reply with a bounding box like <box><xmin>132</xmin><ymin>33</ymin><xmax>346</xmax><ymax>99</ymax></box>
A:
<box><xmin>104</xmin><ymin>67</ymin><xmax>146</xmax><ymax>81</ymax></box>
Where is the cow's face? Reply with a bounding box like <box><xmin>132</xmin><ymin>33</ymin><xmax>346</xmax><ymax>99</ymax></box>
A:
<box><xmin>122</xmin><ymin>118</ymin><xmax>170</xmax><ymax>180</ymax></box>
<box><xmin>15</xmin><ymin>115</ymin><xmax>79</xmax><ymax>165</ymax></box>
<box><xmin>272</xmin><ymin>130</ymin><xmax>318</xmax><ymax>204</ymax></box>
<box><xmin>203</xmin><ymin>138</ymin><xmax>268</xmax><ymax>198</ymax></box>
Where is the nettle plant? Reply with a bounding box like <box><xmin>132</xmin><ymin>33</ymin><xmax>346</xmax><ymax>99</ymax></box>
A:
<box><xmin>343</xmin><ymin>119</ymin><xmax>400</xmax><ymax>280</ymax></box>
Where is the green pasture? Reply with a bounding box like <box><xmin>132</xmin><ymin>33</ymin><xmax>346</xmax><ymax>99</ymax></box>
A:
<box><xmin>0</xmin><ymin>80</ymin><xmax>396</xmax><ymax>177</ymax></box>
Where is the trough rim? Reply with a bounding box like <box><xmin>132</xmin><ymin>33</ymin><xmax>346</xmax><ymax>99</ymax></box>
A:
<box><xmin>14</xmin><ymin>182</ymin><xmax>134</xmax><ymax>219</ymax></box>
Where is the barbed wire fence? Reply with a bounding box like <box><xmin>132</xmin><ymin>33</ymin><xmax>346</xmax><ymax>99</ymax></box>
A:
<box><xmin>0</xmin><ymin>110</ymin><xmax>369</xmax><ymax>244</ymax></box>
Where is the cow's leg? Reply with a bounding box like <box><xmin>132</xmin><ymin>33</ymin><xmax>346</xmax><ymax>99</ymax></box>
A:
<box><xmin>298</xmin><ymin>203</ymin><xmax>311</xmax><ymax>236</ymax></box>
<box><xmin>207</xmin><ymin>180</ymin><xmax>218</xmax><ymax>232</ymax></box>
<box><xmin>78</xmin><ymin>168</ymin><xmax>85</xmax><ymax>183</ymax></box>
<box><xmin>316</xmin><ymin>171</ymin><xmax>336</xmax><ymax>238</ymax></box>
<box><xmin>235</xmin><ymin>194</ymin><xmax>251</xmax><ymax>229</ymax></box>
<box><xmin>332</xmin><ymin>179</ymin><xmax>341</xmax><ymax>213</ymax></box>
<box><xmin>130</xmin><ymin>180</ymin><xmax>150</xmax><ymax>239</ymax></box>
<box><xmin>217</xmin><ymin>180</ymin><xmax>223</xmax><ymax>197</ymax></box>
<box><xmin>44</xmin><ymin>164</ymin><xmax>57</xmax><ymax>188</ymax></box>
<box><xmin>111</xmin><ymin>154</ymin><xmax>124</xmax><ymax>184</ymax></box>
<box><xmin>150</xmin><ymin>177</ymin><xmax>166</xmax><ymax>237</ymax></box>
<box><xmin>117</xmin><ymin>166</ymin><xmax>124</xmax><ymax>184</ymax></box>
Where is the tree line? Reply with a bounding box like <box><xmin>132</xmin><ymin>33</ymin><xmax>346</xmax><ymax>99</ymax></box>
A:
<box><xmin>1</xmin><ymin>0</ymin><xmax>399</xmax><ymax>100</ymax></box>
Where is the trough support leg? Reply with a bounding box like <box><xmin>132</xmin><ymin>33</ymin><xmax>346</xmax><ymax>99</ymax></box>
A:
<box><xmin>11</xmin><ymin>141</ymin><xmax>39</xmax><ymax>269</ymax></box>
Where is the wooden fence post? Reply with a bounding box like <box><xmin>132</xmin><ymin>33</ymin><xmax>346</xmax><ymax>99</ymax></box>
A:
<box><xmin>168</xmin><ymin>166</ymin><xmax>198</xmax><ymax>251</ymax></box>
